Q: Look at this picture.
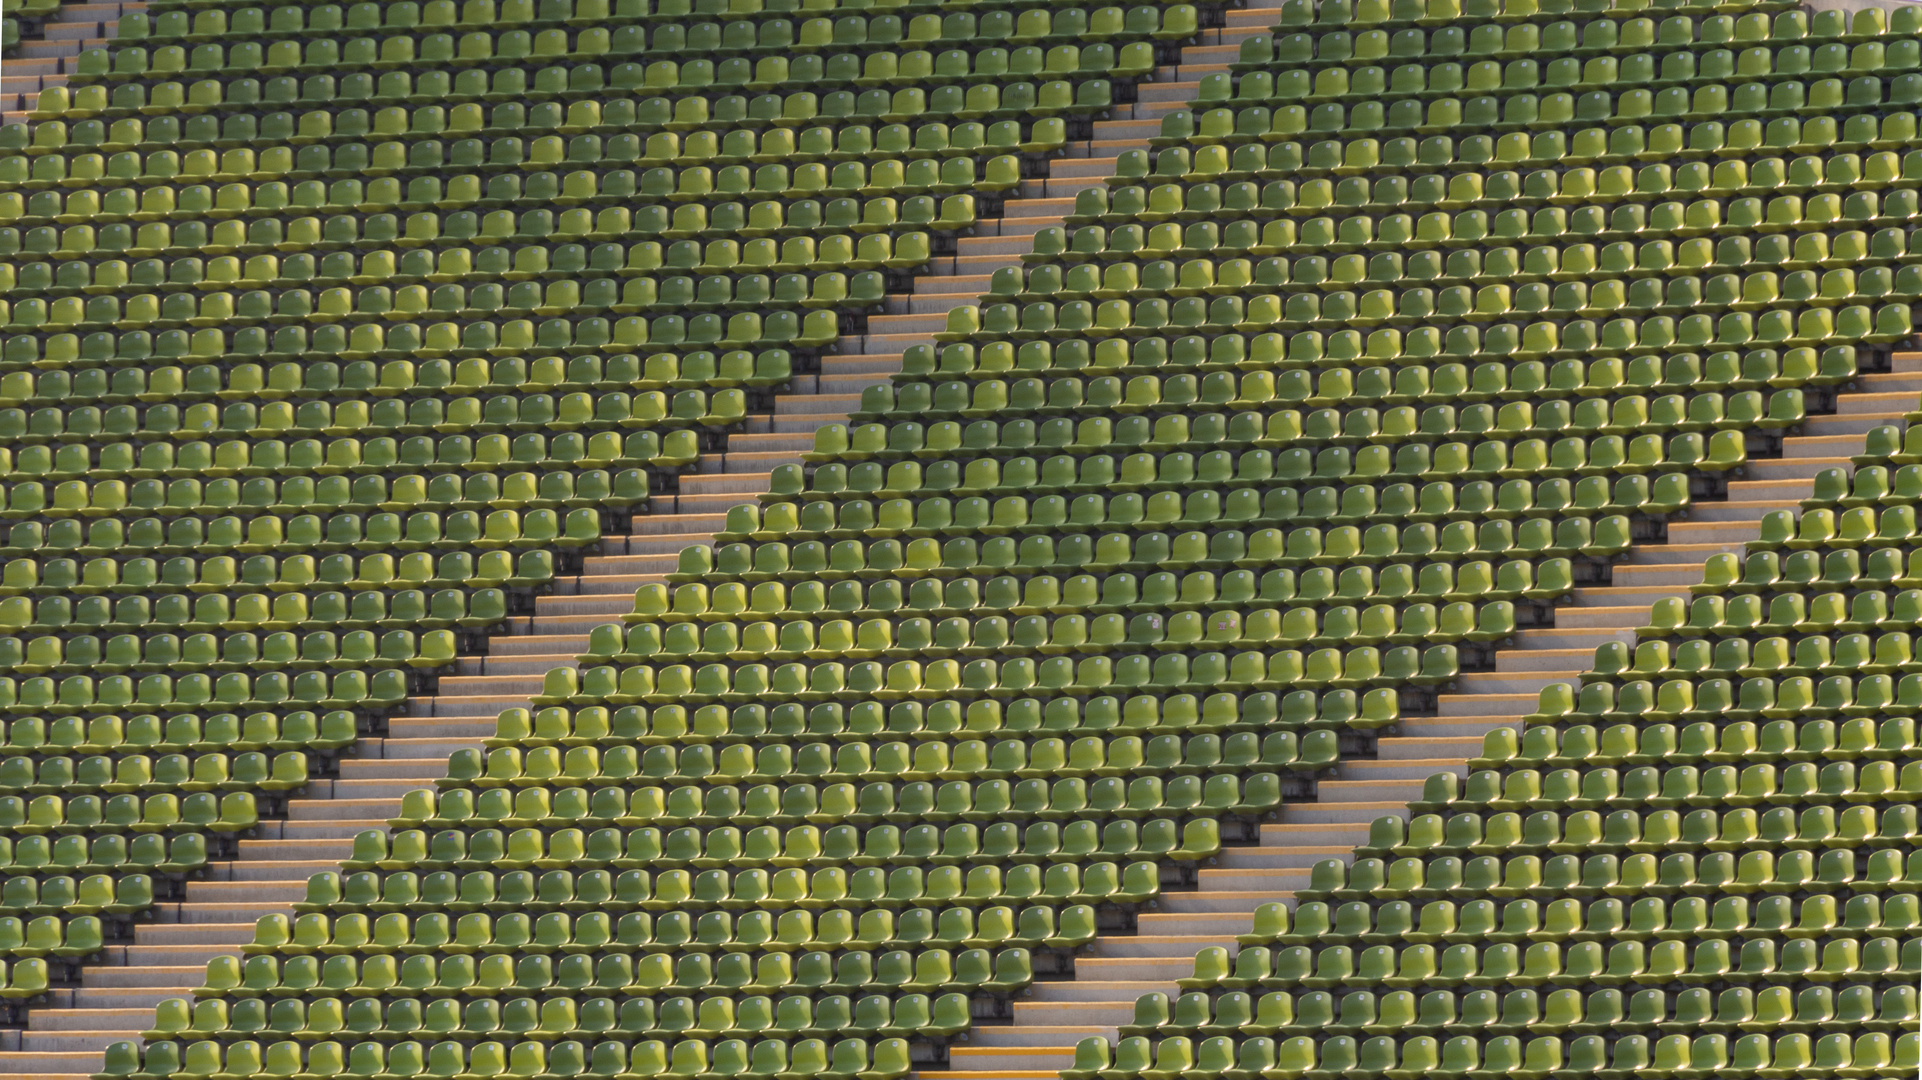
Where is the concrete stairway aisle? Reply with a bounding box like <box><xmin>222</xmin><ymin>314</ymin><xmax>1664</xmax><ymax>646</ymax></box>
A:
<box><xmin>931</xmin><ymin>357</ymin><xmax>1922</xmax><ymax>1080</ymax></box>
<box><xmin>0</xmin><ymin>52</ymin><xmax>1223</xmax><ymax>1080</ymax></box>
<box><xmin>1</xmin><ymin>0</ymin><xmax>139</xmax><ymax>123</ymax></box>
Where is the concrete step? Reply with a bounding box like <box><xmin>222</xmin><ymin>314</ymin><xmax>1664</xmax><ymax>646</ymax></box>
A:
<box><xmin>26</xmin><ymin>1009</ymin><xmax>150</xmax><ymax>1032</ymax></box>
<box><xmin>0</xmin><ymin>1053</ymin><xmax>104</xmax><ymax>1076</ymax></box>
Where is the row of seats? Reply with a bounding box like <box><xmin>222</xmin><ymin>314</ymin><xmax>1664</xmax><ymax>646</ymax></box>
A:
<box><xmin>386</xmin><ymin>810</ymin><xmax>1214</xmax><ymax>880</ymax></box>
<box><xmin>1319</xmin><ymin>833</ymin><xmax>1922</xmax><ymax>889</ymax></box>
<box><xmin>1068</xmin><ymin>1029</ymin><xmax>1919</xmax><ymax>1078</ymax></box>
<box><xmin>6</xmin><ymin>275</ymin><xmax>890</xmax><ymax>323</ymax></box>
<box><xmin>146</xmin><ymin>992</ymin><xmax>969</xmax><ymax>1043</ymax></box>
<box><xmin>326</xmin><ymin>772</ymin><xmax>1286</xmax><ymax>827</ymax></box>
<box><xmin>295</xmin><ymin>867</ymin><xmax>1110</xmax><ymax>940</ymax></box>
<box><xmin>0</xmin><ymin>484</ymin><xmax>646</xmax><ymax>532</ymax></box>
<box><xmin>478</xmin><ymin>687</ymin><xmax>1354</xmax><ymax>746</ymax></box>
<box><xmin>245</xmin><ymin>901</ymin><xmax>1113</xmax><ymax>956</ymax></box>
<box><xmin>0</xmin><ymin>467</ymin><xmax>631</xmax><ymax>519</ymax></box>
<box><xmin>11</xmin><ymin>243</ymin><xmax>903</xmax><ymax>299</ymax></box>
<box><xmin>104</xmin><ymin>1035</ymin><xmax>914</xmax><ymax>1080</ymax></box>
<box><xmin>0</xmin><ymin>433</ymin><xmax>657</xmax><ymax>482</ymax></box>
<box><xmin>722</xmin><ymin>493</ymin><xmax>1669</xmax><ymax>544</ymax></box>
<box><xmin>457</xmin><ymin>733</ymin><xmax>1291</xmax><ymax>798</ymax></box>
<box><xmin>1087</xmin><ymin>163</ymin><xmax>1919</xmax><ymax>217</ymax></box>
<box><xmin>197</xmin><ymin>946</ymin><xmax>1040</xmax><ymax>998</ymax></box>
<box><xmin>1242</xmin><ymin>37</ymin><xmax>1922</xmax><ymax>91</ymax></box>
<box><xmin>942</xmin><ymin>288</ymin><xmax>1887</xmax><ymax>340</ymax></box>
<box><xmin>2</xmin><ymin>290</ymin><xmax>850</xmax><ymax>349</ymax></box>
<box><xmin>1371</xmin><ymin>803</ymin><xmax>1921</xmax><ymax>858</ymax></box>
<box><xmin>764</xmin><ymin>445</ymin><xmax>1652</xmax><ymax>504</ymax></box>
<box><xmin>578</xmin><ymin>613</ymin><xmax>1491</xmax><ymax>668</ymax></box>
<box><xmin>843</xmin><ymin>391</ymin><xmax>1800</xmax><ymax>449</ymax></box>
<box><xmin>1469</xmin><ymin>715</ymin><xmax>1919</xmax><ymax>767</ymax></box>
<box><xmin>0</xmin><ymin>873</ymin><xmax>154</xmax><ymax>914</ymax></box>
<box><xmin>137</xmin><ymin>0</ymin><xmax>1097</xmax><ymax>18</ymax></box>
<box><xmin>986</xmin><ymin>264</ymin><xmax>1909</xmax><ymax>318</ymax></box>
<box><xmin>0</xmin><ymin>832</ymin><xmax>211</xmax><ymax>873</ymax></box>
<box><xmin>1288</xmin><ymin>0</ymin><xmax>1844</xmax><ymax>26</ymax></box>
<box><xmin>142</xmin><ymin>0</ymin><xmax>1135</xmax><ymax>17</ymax></box>
<box><xmin>1056</xmin><ymin>191</ymin><xmax>1916</xmax><ymax>258</ymax></box>
<box><xmin>84</xmin><ymin>24</ymin><xmax>1168</xmax><ymax>75</ymax></box>
<box><xmin>1675</xmin><ymin>545</ymin><xmax>1918</xmax><ymax>594</ymax></box>
<box><xmin>0</xmin><ymin>668</ymin><xmax>414</xmax><ymax>712</ymax></box>
<box><xmin>1218</xmin><ymin>9</ymin><xmax>1903</xmax><ymax>83</ymax></box>
<box><xmin>15</xmin><ymin>272</ymin><xmax>954</xmax><ymax>330</ymax></box>
<box><xmin>1122</xmin><ymin>983</ymin><xmax>1917</xmax><ymax>1037</ymax></box>
<box><xmin>1100</xmin><ymin>121</ymin><xmax>1913</xmax><ymax>187</ymax></box>
<box><xmin>584</xmin><ymin>606</ymin><xmax>1515</xmax><ymax>659</ymax></box>
<box><xmin>0</xmin><ymin>629</ymin><xmax>458</xmax><ymax>675</ymax></box>
<box><xmin>5</xmin><ymin>213</ymin><xmax>941</xmax><ymax>279</ymax></box>
<box><xmin>1178</xmin><ymin>934</ymin><xmax>1922</xmax><ymax>990</ymax></box>
<box><xmin>1527</xmin><ymin>672</ymin><xmax>1922</xmax><ymax>723</ymax></box>
<box><xmin>1248</xmin><ymin>888</ymin><xmax>1920</xmax><ymax>946</ymax></box>
<box><xmin>1407</xmin><ymin>761</ymin><xmax>1921</xmax><ymax>815</ymax></box>
<box><xmin>0</xmin><ymin>355</ymin><xmax>785</xmax><ymax>401</ymax></box>
<box><xmin>787</xmin><ymin>423</ymin><xmax>1748</xmax><ymax>478</ymax></box>
<box><xmin>1642</xmin><ymin>586</ymin><xmax>1922</xmax><ymax>636</ymax></box>
<box><xmin>110</xmin><ymin>0</ymin><xmax>1761</xmax><ymax>22</ymax></box>
<box><xmin>636</xmin><ymin>558</ymin><xmax>1565</xmax><ymax>615</ymax></box>
<box><xmin>0</xmin><ymin>586</ymin><xmax>513</xmax><ymax>633</ymax></box>
<box><xmin>0</xmin><ymin>711</ymin><xmax>358</xmax><ymax>753</ymax></box>
<box><xmin>20</xmin><ymin>97</ymin><xmax>1069</xmax><ymax>157</ymax></box>
<box><xmin>719</xmin><ymin>512</ymin><xmax>1638</xmax><ymax>562</ymax></box>
<box><xmin>3</xmin><ymin>187</ymin><xmax>975</xmax><ymax>254</ymax></box>
<box><xmin>2</xmin><ymin>513</ymin><xmax>636</xmax><ymax>563</ymax></box>
<box><xmin>432</xmin><ymin>734</ymin><xmax>1323</xmax><ymax>788</ymax></box>
<box><xmin>0</xmin><ymin>789</ymin><xmax>257</xmax><ymax>831</ymax></box>
<box><xmin>1588</xmin><ymin>631</ymin><xmax>1922</xmax><ymax>677</ymax></box>
<box><xmin>548</xmin><ymin>643</ymin><xmax>1455</xmax><ymax>702</ymax></box>
<box><xmin>79</xmin><ymin>48</ymin><xmax>1156</xmax><ymax>97</ymax></box>
<box><xmin>1163</xmin><ymin>89</ymin><xmax>1921</xmax><ymax>153</ymax></box>
<box><xmin>348</xmin><ymin>834</ymin><xmax>1165</xmax><ymax>909</ymax></box>
<box><xmin>39</xmin><ymin>69</ymin><xmax>1118</xmax><ymax>125</ymax></box>
<box><xmin>0</xmin><ymin>522</ymin><xmax>591</xmax><ymax>566</ymax></box>
<box><xmin>4</xmin><ymin>136</ymin><xmax>1014</xmax><ymax>194</ymax></box>
<box><xmin>0</xmin><ymin>750</ymin><xmax>310</xmax><ymax>793</ymax></box>
<box><xmin>903</xmin><ymin>308</ymin><xmax>1817</xmax><ymax>366</ymax></box>
<box><xmin>0</xmin><ymin>547</ymin><xmax>560</xmax><ymax>594</ymax></box>
<box><xmin>1759</xmin><ymin>503</ymin><xmax>1922</xmax><ymax>549</ymax></box>
<box><xmin>0</xmin><ymin>403</ymin><xmax>727</xmax><ymax>455</ymax></box>
<box><xmin>117</xmin><ymin>3</ymin><xmax>1187</xmax><ymax>43</ymax></box>
<box><xmin>1266</xmin><ymin>0</ymin><xmax>1858</xmax><ymax>37</ymax></box>
<box><xmin>0</xmin><ymin>914</ymin><xmax>105</xmax><ymax>958</ymax></box>
<box><xmin>661</xmin><ymin>538</ymin><xmax>1591</xmax><ymax>588</ymax></box>
<box><xmin>393</xmin><ymin>796</ymin><xmax>1224</xmax><ymax>863</ymax></box>
<box><xmin>488</xmin><ymin>694</ymin><xmax>1350</xmax><ymax>747</ymax></box>
<box><xmin>941</xmin><ymin>296</ymin><xmax>1902</xmax><ymax>346</ymax></box>
<box><xmin>662</xmin><ymin>535</ymin><xmax>1611</xmax><ymax>585</ymax></box>
<box><xmin>778</xmin><ymin>458</ymin><xmax>1694</xmax><ymax>521</ymax></box>
<box><xmin>0</xmin><ymin>483</ymin><xmax>650</xmax><ymax>532</ymax></box>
